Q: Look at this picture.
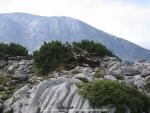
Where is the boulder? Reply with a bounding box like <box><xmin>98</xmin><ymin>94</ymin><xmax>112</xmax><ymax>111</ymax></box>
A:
<box><xmin>104</xmin><ymin>75</ymin><xmax>117</xmax><ymax>81</ymax></box>
<box><xmin>107</xmin><ymin>62</ymin><xmax>139</xmax><ymax>76</ymax></box>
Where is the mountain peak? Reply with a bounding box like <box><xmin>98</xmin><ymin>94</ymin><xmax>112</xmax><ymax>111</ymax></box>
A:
<box><xmin>0</xmin><ymin>13</ymin><xmax>150</xmax><ymax>61</ymax></box>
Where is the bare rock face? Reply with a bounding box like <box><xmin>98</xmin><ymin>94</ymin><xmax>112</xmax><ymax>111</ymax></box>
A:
<box><xmin>0</xmin><ymin>56</ymin><xmax>33</xmax><ymax>81</ymax></box>
<box><xmin>132</xmin><ymin>62</ymin><xmax>150</xmax><ymax>77</ymax></box>
<box><xmin>123</xmin><ymin>75</ymin><xmax>145</xmax><ymax>89</ymax></box>
<box><xmin>102</xmin><ymin>57</ymin><xmax>150</xmax><ymax>77</ymax></box>
<box><xmin>4</xmin><ymin>78</ymin><xmax>89</xmax><ymax>113</ymax></box>
<box><xmin>2</xmin><ymin>55</ymin><xmax>150</xmax><ymax>113</ymax></box>
<box><xmin>5</xmin><ymin>78</ymin><xmax>109</xmax><ymax>113</ymax></box>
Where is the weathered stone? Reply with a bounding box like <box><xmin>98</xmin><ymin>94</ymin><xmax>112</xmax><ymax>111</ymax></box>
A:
<box><xmin>4</xmin><ymin>78</ymin><xmax>116</xmax><ymax>113</ymax></box>
<box><xmin>0</xmin><ymin>59</ymin><xmax>33</xmax><ymax>81</ymax></box>
<box><xmin>104</xmin><ymin>75</ymin><xmax>117</xmax><ymax>80</ymax></box>
<box><xmin>132</xmin><ymin>62</ymin><xmax>150</xmax><ymax>77</ymax></box>
<box><xmin>123</xmin><ymin>75</ymin><xmax>145</xmax><ymax>89</ymax></box>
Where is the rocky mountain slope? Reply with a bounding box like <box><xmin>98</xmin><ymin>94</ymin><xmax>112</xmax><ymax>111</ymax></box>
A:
<box><xmin>0</xmin><ymin>13</ymin><xmax>150</xmax><ymax>61</ymax></box>
<box><xmin>1</xmin><ymin>45</ymin><xmax>150</xmax><ymax>113</ymax></box>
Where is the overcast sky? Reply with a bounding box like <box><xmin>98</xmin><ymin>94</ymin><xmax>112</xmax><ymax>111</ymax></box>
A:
<box><xmin>0</xmin><ymin>0</ymin><xmax>150</xmax><ymax>49</ymax></box>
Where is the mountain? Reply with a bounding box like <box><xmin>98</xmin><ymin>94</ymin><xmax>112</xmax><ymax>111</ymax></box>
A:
<box><xmin>0</xmin><ymin>13</ymin><xmax>150</xmax><ymax>61</ymax></box>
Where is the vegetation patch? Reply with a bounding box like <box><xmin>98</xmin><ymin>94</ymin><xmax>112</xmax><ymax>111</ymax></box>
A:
<box><xmin>33</xmin><ymin>41</ymin><xmax>73</xmax><ymax>75</ymax></box>
<box><xmin>73</xmin><ymin>40</ymin><xmax>115</xmax><ymax>57</ymax></box>
<box><xmin>33</xmin><ymin>40</ymin><xmax>116</xmax><ymax>75</ymax></box>
<box><xmin>78</xmin><ymin>80</ymin><xmax>150</xmax><ymax>113</ymax></box>
<box><xmin>0</xmin><ymin>74</ymin><xmax>29</xmax><ymax>102</ymax></box>
<box><xmin>0</xmin><ymin>43</ymin><xmax>28</xmax><ymax>56</ymax></box>
<box><xmin>115</xmin><ymin>75</ymin><xmax>124</xmax><ymax>80</ymax></box>
<box><xmin>145</xmin><ymin>80</ymin><xmax>150</xmax><ymax>91</ymax></box>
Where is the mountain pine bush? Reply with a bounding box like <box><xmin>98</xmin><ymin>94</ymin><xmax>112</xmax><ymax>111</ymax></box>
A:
<box><xmin>73</xmin><ymin>40</ymin><xmax>115</xmax><ymax>57</ymax></box>
<box><xmin>33</xmin><ymin>41</ymin><xmax>72</xmax><ymax>75</ymax></box>
<box><xmin>33</xmin><ymin>40</ymin><xmax>118</xmax><ymax>75</ymax></box>
<box><xmin>0</xmin><ymin>43</ymin><xmax>28</xmax><ymax>56</ymax></box>
<box><xmin>78</xmin><ymin>80</ymin><xmax>150</xmax><ymax>113</ymax></box>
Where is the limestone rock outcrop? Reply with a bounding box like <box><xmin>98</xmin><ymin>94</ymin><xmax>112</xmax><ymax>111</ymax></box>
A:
<box><xmin>4</xmin><ymin>78</ymin><xmax>115</xmax><ymax>113</ymax></box>
<box><xmin>0</xmin><ymin>55</ymin><xmax>33</xmax><ymax>81</ymax></box>
<box><xmin>2</xmin><ymin>55</ymin><xmax>150</xmax><ymax>113</ymax></box>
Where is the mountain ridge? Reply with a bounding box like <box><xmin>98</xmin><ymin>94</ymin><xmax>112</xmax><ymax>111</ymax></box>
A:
<box><xmin>0</xmin><ymin>12</ymin><xmax>150</xmax><ymax>61</ymax></box>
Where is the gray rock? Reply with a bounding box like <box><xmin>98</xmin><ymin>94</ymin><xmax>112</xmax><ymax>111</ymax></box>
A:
<box><xmin>0</xmin><ymin>60</ymin><xmax>7</xmax><ymax>69</ymax></box>
<box><xmin>132</xmin><ymin>62</ymin><xmax>150</xmax><ymax>77</ymax></box>
<box><xmin>123</xmin><ymin>75</ymin><xmax>145</xmax><ymax>89</ymax></box>
<box><xmin>0</xmin><ymin>59</ymin><xmax>33</xmax><ymax>81</ymax></box>
<box><xmin>13</xmin><ymin>74</ymin><xmax>29</xmax><ymax>81</ymax></box>
<box><xmin>2</xmin><ymin>55</ymin><xmax>150</xmax><ymax>113</ymax></box>
<box><xmin>107</xmin><ymin>62</ymin><xmax>138</xmax><ymax>76</ymax></box>
<box><xmin>104</xmin><ymin>75</ymin><xmax>117</xmax><ymax>81</ymax></box>
<box><xmin>5</xmin><ymin>78</ymin><xmax>115</xmax><ymax>113</ymax></box>
<box><xmin>74</xmin><ymin>73</ymin><xmax>93</xmax><ymax>82</ymax></box>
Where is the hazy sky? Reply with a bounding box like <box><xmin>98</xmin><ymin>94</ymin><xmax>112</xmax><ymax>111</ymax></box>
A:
<box><xmin>0</xmin><ymin>0</ymin><xmax>150</xmax><ymax>49</ymax></box>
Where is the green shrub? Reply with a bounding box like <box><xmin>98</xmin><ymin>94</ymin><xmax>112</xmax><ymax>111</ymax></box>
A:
<box><xmin>0</xmin><ymin>43</ymin><xmax>28</xmax><ymax>56</ymax></box>
<box><xmin>0</xmin><ymin>90</ymin><xmax>11</xmax><ymax>101</ymax></box>
<box><xmin>73</xmin><ymin>40</ymin><xmax>115</xmax><ymax>57</ymax></box>
<box><xmin>115</xmin><ymin>75</ymin><xmax>124</xmax><ymax>80</ymax></box>
<box><xmin>0</xmin><ymin>75</ymin><xmax>12</xmax><ymax>86</ymax></box>
<box><xmin>79</xmin><ymin>80</ymin><xmax>150</xmax><ymax>113</ymax></box>
<box><xmin>33</xmin><ymin>41</ymin><xmax>72</xmax><ymax>75</ymax></box>
<box><xmin>33</xmin><ymin>40</ymin><xmax>119</xmax><ymax>75</ymax></box>
<box><xmin>145</xmin><ymin>80</ymin><xmax>150</xmax><ymax>90</ymax></box>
